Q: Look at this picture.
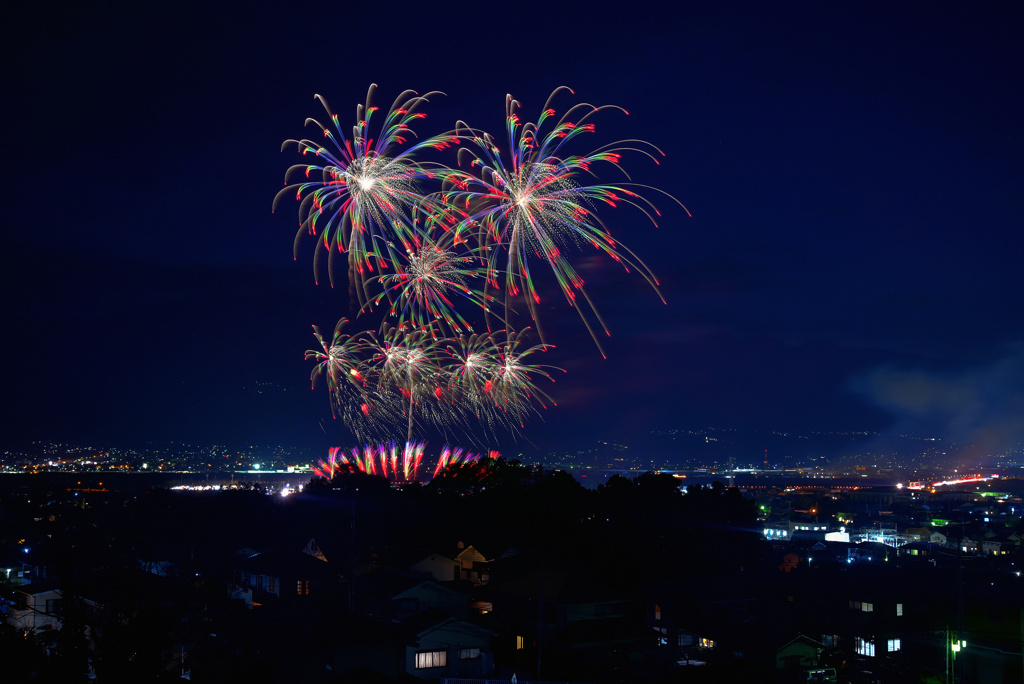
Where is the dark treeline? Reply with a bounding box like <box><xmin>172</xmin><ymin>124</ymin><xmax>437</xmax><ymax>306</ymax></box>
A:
<box><xmin>0</xmin><ymin>462</ymin><xmax>766</xmax><ymax>683</ymax></box>
<box><xmin>303</xmin><ymin>462</ymin><xmax>760</xmax><ymax>588</ymax></box>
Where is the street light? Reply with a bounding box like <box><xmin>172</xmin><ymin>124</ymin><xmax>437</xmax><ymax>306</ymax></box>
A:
<box><xmin>949</xmin><ymin>636</ymin><xmax>966</xmax><ymax>683</ymax></box>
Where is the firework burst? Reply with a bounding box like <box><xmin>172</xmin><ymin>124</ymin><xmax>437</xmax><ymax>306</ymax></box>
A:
<box><xmin>442</xmin><ymin>87</ymin><xmax>687</xmax><ymax>354</ymax></box>
<box><xmin>305</xmin><ymin>317</ymin><xmax>369</xmax><ymax>421</ymax></box>
<box><xmin>489</xmin><ymin>329</ymin><xmax>561</xmax><ymax>428</ymax></box>
<box><xmin>364</xmin><ymin>219</ymin><xmax>494</xmax><ymax>335</ymax></box>
<box><xmin>314</xmin><ymin>442</ymin><xmax>492</xmax><ymax>483</ymax></box>
<box><xmin>360</xmin><ymin>324</ymin><xmax>455</xmax><ymax>442</ymax></box>
<box><xmin>287</xmin><ymin>85</ymin><xmax>685</xmax><ymax>444</ymax></box>
<box><xmin>443</xmin><ymin>329</ymin><xmax>561</xmax><ymax>435</ymax></box>
<box><xmin>275</xmin><ymin>85</ymin><xmax>458</xmax><ymax>306</ymax></box>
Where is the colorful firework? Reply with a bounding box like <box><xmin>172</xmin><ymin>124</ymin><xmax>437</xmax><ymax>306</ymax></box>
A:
<box><xmin>274</xmin><ymin>85</ymin><xmax>457</xmax><ymax>304</ymax></box>
<box><xmin>341</xmin><ymin>442</ymin><xmax>424</xmax><ymax>480</ymax></box>
<box><xmin>446</xmin><ymin>333</ymin><xmax>500</xmax><ymax>406</ymax></box>
<box><xmin>489</xmin><ymin>329</ymin><xmax>561</xmax><ymax>428</ymax></box>
<box><xmin>306</xmin><ymin>322</ymin><xmax>562</xmax><ymax>443</ymax></box>
<box><xmin>287</xmin><ymin>85</ymin><xmax>685</xmax><ymax>444</ymax></box>
<box><xmin>444</xmin><ymin>329</ymin><xmax>561</xmax><ymax>435</ymax></box>
<box><xmin>442</xmin><ymin>87</ymin><xmax>688</xmax><ymax>353</ymax></box>
<box><xmin>364</xmin><ymin>218</ymin><xmax>494</xmax><ymax>335</ymax></box>
<box><xmin>314</xmin><ymin>443</ymin><xmax>494</xmax><ymax>483</ymax></box>
<box><xmin>431</xmin><ymin>445</ymin><xmax>489</xmax><ymax>479</ymax></box>
<box><xmin>313</xmin><ymin>446</ymin><xmax>346</xmax><ymax>479</ymax></box>
<box><xmin>360</xmin><ymin>324</ymin><xmax>454</xmax><ymax>442</ymax></box>
<box><xmin>305</xmin><ymin>318</ymin><xmax>368</xmax><ymax>421</ymax></box>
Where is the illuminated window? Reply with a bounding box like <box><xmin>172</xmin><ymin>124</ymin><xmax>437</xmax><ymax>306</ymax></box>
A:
<box><xmin>415</xmin><ymin>650</ymin><xmax>447</xmax><ymax>669</ymax></box>
<box><xmin>296</xmin><ymin>580</ymin><xmax>310</xmax><ymax>595</ymax></box>
<box><xmin>862</xmin><ymin>602</ymin><xmax>874</xmax><ymax>612</ymax></box>
<box><xmin>887</xmin><ymin>639</ymin><xmax>901</xmax><ymax>652</ymax></box>
<box><xmin>459</xmin><ymin>648</ymin><xmax>480</xmax><ymax>660</ymax></box>
<box><xmin>516</xmin><ymin>636</ymin><xmax>525</xmax><ymax>650</ymax></box>
<box><xmin>855</xmin><ymin>637</ymin><xmax>875</xmax><ymax>657</ymax></box>
<box><xmin>823</xmin><ymin>634</ymin><xmax>839</xmax><ymax>648</ymax></box>
<box><xmin>700</xmin><ymin>637</ymin><xmax>716</xmax><ymax>649</ymax></box>
<box><xmin>654</xmin><ymin>604</ymin><xmax>661</xmax><ymax>620</ymax></box>
<box><xmin>896</xmin><ymin>603</ymin><xmax>903</xmax><ymax>617</ymax></box>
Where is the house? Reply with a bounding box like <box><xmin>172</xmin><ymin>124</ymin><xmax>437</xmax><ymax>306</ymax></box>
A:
<box><xmin>482</xmin><ymin>565</ymin><xmax>644</xmax><ymax>677</ymax></box>
<box><xmin>233</xmin><ymin>544</ymin><xmax>336</xmax><ymax>607</ymax></box>
<box><xmin>410</xmin><ymin>553</ymin><xmax>460</xmax><ymax>582</ymax></box>
<box><xmin>409</xmin><ymin>543</ymin><xmax>492</xmax><ymax>585</ymax></box>
<box><xmin>0</xmin><ymin>547</ymin><xmax>49</xmax><ymax>587</ymax></box>
<box><xmin>776</xmin><ymin>633</ymin><xmax>825</xmax><ymax>670</ymax></box>
<box><xmin>958</xmin><ymin>536</ymin><xmax>981</xmax><ymax>555</ymax></box>
<box><xmin>813</xmin><ymin>568</ymin><xmax>910</xmax><ymax>666</ymax></box>
<box><xmin>898</xmin><ymin>540</ymin><xmax>936</xmax><ymax>560</ymax></box>
<box><xmin>3</xmin><ymin>582</ymin><xmax>101</xmax><ymax>644</ymax></box>
<box><xmin>5</xmin><ymin>582</ymin><xmax>65</xmax><ymax>636</ymax></box>
<box><xmin>405</xmin><ymin>616</ymin><xmax>496</xmax><ymax>679</ymax></box>
<box><xmin>982</xmin><ymin>530</ymin><xmax>1017</xmax><ymax>556</ymax></box>
<box><xmin>355</xmin><ymin>568</ymin><xmax>470</xmax><ymax>622</ymax></box>
<box><xmin>454</xmin><ymin>544</ymin><xmax>491</xmax><ymax>585</ymax></box>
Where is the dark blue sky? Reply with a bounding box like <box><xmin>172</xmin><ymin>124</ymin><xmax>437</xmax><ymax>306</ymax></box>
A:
<box><xmin>3</xmin><ymin>1</ymin><xmax>1022</xmax><ymax>457</ymax></box>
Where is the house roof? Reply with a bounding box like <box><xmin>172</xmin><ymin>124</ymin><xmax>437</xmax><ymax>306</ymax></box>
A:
<box><xmin>14</xmin><ymin>581</ymin><xmax>62</xmax><ymax>597</ymax></box>
<box><xmin>777</xmin><ymin>633</ymin><xmax>825</xmax><ymax>652</ymax></box>
<box><xmin>357</xmin><ymin>567</ymin><xmax>466</xmax><ymax>602</ymax></box>
<box><xmin>236</xmin><ymin>548</ymin><xmax>332</xmax><ymax>578</ymax></box>
<box><xmin>455</xmin><ymin>545</ymin><xmax>490</xmax><ymax>564</ymax></box>
<box><xmin>413</xmin><ymin>615</ymin><xmax>498</xmax><ymax>640</ymax></box>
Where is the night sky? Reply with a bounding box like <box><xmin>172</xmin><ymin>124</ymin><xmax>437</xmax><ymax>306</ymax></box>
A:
<box><xmin>3</xmin><ymin>2</ymin><xmax>1022</xmax><ymax>458</ymax></box>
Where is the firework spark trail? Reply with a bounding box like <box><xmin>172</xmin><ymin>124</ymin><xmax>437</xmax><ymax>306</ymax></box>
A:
<box><xmin>441</xmin><ymin>87</ymin><xmax>687</xmax><ymax>353</ymax></box>
<box><xmin>361</xmin><ymin>324</ymin><xmax>455</xmax><ymax>442</ymax></box>
<box><xmin>313</xmin><ymin>446</ymin><xmax>345</xmax><ymax>478</ymax></box>
<box><xmin>316</xmin><ymin>442</ymin><xmax>487</xmax><ymax>482</ymax></box>
<box><xmin>364</xmin><ymin>217</ymin><xmax>494</xmax><ymax>335</ymax></box>
<box><xmin>446</xmin><ymin>333</ymin><xmax>501</xmax><ymax>409</ymax></box>
<box><xmin>289</xmin><ymin>85</ymin><xmax>684</xmax><ymax>443</ymax></box>
<box><xmin>444</xmin><ymin>328</ymin><xmax>561</xmax><ymax>435</ymax></box>
<box><xmin>305</xmin><ymin>317</ymin><xmax>367</xmax><ymax>420</ymax></box>
<box><xmin>305</xmin><ymin>322</ymin><xmax>562</xmax><ymax>444</ymax></box>
<box><xmin>432</xmin><ymin>445</ymin><xmax>484</xmax><ymax>478</ymax></box>
<box><xmin>275</xmin><ymin>85</ymin><xmax>459</xmax><ymax>307</ymax></box>
<box><xmin>490</xmin><ymin>329</ymin><xmax>562</xmax><ymax>429</ymax></box>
